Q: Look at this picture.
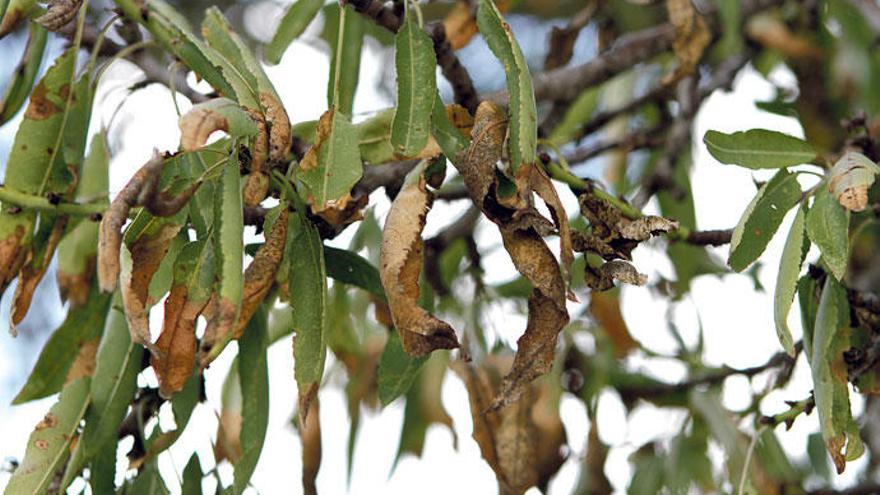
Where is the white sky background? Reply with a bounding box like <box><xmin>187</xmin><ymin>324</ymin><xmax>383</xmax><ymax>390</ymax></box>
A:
<box><xmin>0</xmin><ymin>2</ymin><xmax>868</xmax><ymax>494</ymax></box>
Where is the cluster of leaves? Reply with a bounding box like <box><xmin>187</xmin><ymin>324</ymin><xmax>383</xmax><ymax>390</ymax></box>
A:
<box><xmin>2</xmin><ymin>0</ymin><xmax>880</xmax><ymax>494</ymax></box>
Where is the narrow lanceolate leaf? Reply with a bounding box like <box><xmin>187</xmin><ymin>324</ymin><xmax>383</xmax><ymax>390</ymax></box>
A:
<box><xmin>391</xmin><ymin>14</ymin><xmax>437</xmax><ymax>157</ymax></box>
<box><xmin>152</xmin><ymin>241</ymin><xmax>214</xmax><ymax>398</ymax></box>
<box><xmin>3</xmin><ymin>377</ymin><xmax>90</xmax><ymax>495</ymax></box>
<box><xmin>827</xmin><ymin>151</ymin><xmax>880</xmax><ymax>212</ymax></box>
<box><xmin>232</xmin><ymin>305</ymin><xmax>269</xmax><ymax>495</ymax></box>
<box><xmin>431</xmin><ymin>95</ymin><xmax>472</xmax><ymax>158</ymax></box>
<box><xmin>0</xmin><ymin>21</ymin><xmax>47</xmax><ymax>124</ymax></box>
<box><xmin>12</xmin><ymin>287</ymin><xmax>111</xmax><ymax>404</ymax></box>
<box><xmin>179</xmin><ymin>98</ymin><xmax>259</xmax><ymax>151</ymax></box>
<box><xmin>728</xmin><ymin>169</ymin><xmax>802</xmax><ymax>271</ymax></box>
<box><xmin>806</xmin><ymin>188</ymin><xmax>850</xmax><ymax>281</ymax></box>
<box><xmin>182</xmin><ymin>454</ymin><xmax>204</xmax><ymax>495</ymax></box>
<box><xmin>773</xmin><ymin>205</ymin><xmax>808</xmax><ymax>356</ymax></box>
<box><xmin>289</xmin><ymin>208</ymin><xmax>328</xmax><ymax>387</ymax></box>
<box><xmin>378</xmin><ymin>330</ymin><xmax>428</xmax><ymax>406</ymax></box>
<box><xmin>703</xmin><ymin>129</ymin><xmax>817</xmax><ymax>169</ymax></box>
<box><xmin>297</xmin><ymin>108</ymin><xmax>363</xmax><ymax>219</ymax></box>
<box><xmin>200</xmin><ymin>148</ymin><xmax>244</xmax><ymax>367</ymax></box>
<box><xmin>326</xmin><ymin>3</ymin><xmax>364</xmax><ymax>115</ymax></box>
<box><xmin>57</xmin><ymin>132</ymin><xmax>110</xmax><ymax>307</ymax></box>
<box><xmin>81</xmin><ymin>306</ymin><xmax>144</xmax><ymax>460</ymax></box>
<box><xmin>0</xmin><ymin>47</ymin><xmax>80</xmax><ymax>302</ymax></box>
<box><xmin>379</xmin><ymin>162</ymin><xmax>459</xmax><ymax>356</ymax></box>
<box><xmin>477</xmin><ymin>0</ymin><xmax>537</xmax><ymax>174</ymax></box>
<box><xmin>265</xmin><ymin>0</ymin><xmax>324</xmax><ymax>65</ymax></box>
<box><xmin>323</xmin><ymin>245</ymin><xmax>386</xmax><ymax>301</ymax></box>
<box><xmin>811</xmin><ymin>277</ymin><xmax>863</xmax><ymax>474</ymax></box>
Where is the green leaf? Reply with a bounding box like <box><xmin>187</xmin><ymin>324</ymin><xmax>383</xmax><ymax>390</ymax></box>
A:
<box><xmin>12</xmin><ymin>287</ymin><xmax>111</xmax><ymax>404</ymax></box>
<box><xmin>326</xmin><ymin>3</ymin><xmax>364</xmax><ymax>115</ymax></box>
<box><xmin>391</xmin><ymin>14</ymin><xmax>437</xmax><ymax>157</ymax></box>
<box><xmin>202</xmin><ymin>147</ymin><xmax>245</xmax><ymax>363</ymax></box>
<box><xmin>180</xmin><ymin>98</ymin><xmax>259</xmax><ymax>144</ymax></box>
<box><xmin>88</xmin><ymin>438</ymin><xmax>116</xmax><ymax>494</ymax></box>
<box><xmin>0</xmin><ymin>21</ymin><xmax>47</xmax><ymax>124</ymax></box>
<box><xmin>703</xmin><ymin>129</ymin><xmax>817</xmax><ymax>169</ymax></box>
<box><xmin>811</xmin><ymin>276</ymin><xmax>863</xmax><ymax>473</ymax></box>
<box><xmin>378</xmin><ymin>331</ymin><xmax>428</xmax><ymax>406</ymax></box>
<box><xmin>547</xmin><ymin>86</ymin><xmax>599</xmax><ymax>147</ymax></box>
<box><xmin>0</xmin><ymin>0</ymin><xmax>36</xmax><ymax>37</ymax></box>
<box><xmin>797</xmin><ymin>274</ymin><xmax>819</xmax><ymax>359</ymax></box>
<box><xmin>81</xmin><ymin>306</ymin><xmax>144</xmax><ymax>460</ymax></box>
<box><xmin>323</xmin><ymin>245</ymin><xmax>386</xmax><ymax>301</ymax></box>
<box><xmin>298</xmin><ymin>108</ymin><xmax>363</xmax><ymax>212</ymax></box>
<box><xmin>477</xmin><ymin>0</ymin><xmax>537</xmax><ymax>173</ymax></box>
<box><xmin>182</xmin><ymin>453</ymin><xmax>204</xmax><ymax>495</ymax></box>
<box><xmin>3</xmin><ymin>377</ymin><xmax>90</xmax><ymax>495</ymax></box>
<box><xmin>123</xmin><ymin>460</ymin><xmax>169</xmax><ymax>495</ymax></box>
<box><xmin>57</xmin><ymin>131</ymin><xmax>110</xmax><ymax>305</ymax></box>
<box><xmin>289</xmin><ymin>209</ymin><xmax>327</xmax><ymax>386</ymax></box>
<box><xmin>728</xmin><ymin>169</ymin><xmax>802</xmax><ymax>271</ymax></box>
<box><xmin>806</xmin><ymin>188</ymin><xmax>850</xmax><ymax>280</ymax></box>
<box><xmin>265</xmin><ymin>0</ymin><xmax>324</xmax><ymax>65</ymax></box>
<box><xmin>431</xmin><ymin>94</ymin><xmax>470</xmax><ymax>158</ymax></box>
<box><xmin>773</xmin><ymin>205</ymin><xmax>808</xmax><ymax>356</ymax></box>
<box><xmin>232</xmin><ymin>305</ymin><xmax>269</xmax><ymax>495</ymax></box>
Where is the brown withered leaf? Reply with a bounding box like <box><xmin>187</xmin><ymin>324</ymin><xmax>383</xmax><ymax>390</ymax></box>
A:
<box><xmin>261</xmin><ymin>92</ymin><xmax>292</xmax><ymax>164</ymax></box>
<box><xmin>492</xmin><ymin>226</ymin><xmax>568</xmax><ymax>410</ymax></box>
<box><xmin>449</xmin><ymin>101</ymin><xmax>569</xmax><ymax>410</ymax></box>
<box><xmin>618</xmin><ymin>215</ymin><xmax>679</xmax><ymax>241</ymax></box>
<box><xmin>530</xmin><ymin>166</ymin><xmax>574</xmax><ymax>296</ymax></box>
<box><xmin>663</xmin><ymin>0</ymin><xmax>711</xmax><ymax>85</ymax></box>
<box><xmin>577</xmin><ymin>192</ymin><xmax>676</xmax><ymax>261</ymax></box>
<box><xmin>215</xmin><ymin>364</ymin><xmax>243</xmax><ymax>465</ymax></box>
<box><xmin>745</xmin><ymin>14</ymin><xmax>824</xmax><ymax>60</ymax></box>
<box><xmin>120</xmin><ymin>222</ymin><xmax>182</xmax><ymax>352</ymax></box>
<box><xmin>98</xmin><ymin>154</ymin><xmax>164</xmax><ymax>293</ymax></box>
<box><xmin>151</xmin><ymin>284</ymin><xmax>201</xmax><ymax>398</ymax></box>
<box><xmin>65</xmin><ymin>338</ymin><xmax>99</xmax><ymax>384</ymax></box>
<box><xmin>590</xmin><ymin>289</ymin><xmax>638</xmax><ymax>358</ymax></box>
<box><xmin>36</xmin><ymin>0</ymin><xmax>83</xmax><ymax>31</ymax></box>
<box><xmin>58</xmin><ymin>257</ymin><xmax>96</xmax><ymax>308</ymax></box>
<box><xmin>379</xmin><ymin>162</ymin><xmax>459</xmax><ymax>356</ymax></box>
<box><xmin>11</xmin><ymin>216</ymin><xmax>68</xmax><ymax>328</ymax></box>
<box><xmin>586</xmin><ymin>259</ymin><xmax>647</xmax><ymax>291</ymax></box>
<box><xmin>299</xmin><ymin>393</ymin><xmax>321</xmax><ymax>495</ymax></box>
<box><xmin>454</xmin><ymin>357</ymin><xmax>567</xmax><ymax>495</ymax></box>
<box><xmin>828</xmin><ymin>151</ymin><xmax>880</xmax><ymax>212</ymax></box>
<box><xmin>243</xmin><ymin>112</ymin><xmax>270</xmax><ymax>207</ymax></box>
<box><xmin>234</xmin><ymin>209</ymin><xmax>288</xmax><ymax>338</ymax></box>
<box><xmin>443</xmin><ymin>0</ymin><xmax>511</xmax><ymax>50</ymax></box>
<box><xmin>0</xmin><ymin>224</ymin><xmax>29</xmax><ymax>303</ymax></box>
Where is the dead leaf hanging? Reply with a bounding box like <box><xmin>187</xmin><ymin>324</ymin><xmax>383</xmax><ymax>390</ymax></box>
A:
<box><xmin>379</xmin><ymin>161</ymin><xmax>459</xmax><ymax>356</ymax></box>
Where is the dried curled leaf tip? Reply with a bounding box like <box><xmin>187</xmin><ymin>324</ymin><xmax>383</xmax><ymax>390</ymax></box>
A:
<box><xmin>829</xmin><ymin>151</ymin><xmax>880</xmax><ymax>212</ymax></box>
<box><xmin>36</xmin><ymin>0</ymin><xmax>84</xmax><ymax>31</ymax></box>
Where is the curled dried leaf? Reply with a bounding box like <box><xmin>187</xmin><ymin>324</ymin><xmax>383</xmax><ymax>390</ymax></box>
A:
<box><xmin>36</xmin><ymin>0</ymin><xmax>83</xmax><ymax>31</ymax></box>
<box><xmin>234</xmin><ymin>208</ymin><xmax>288</xmax><ymax>338</ymax></box>
<box><xmin>299</xmin><ymin>391</ymin><xmax>321</xmax><ymax>495</ymax></box>
<box><xmin>379</xmin><ymin>163</ymin><xmax>459</xmax><ymax>356</ymax></box>
<box><xmin>828</xmin><ymin>151</ymin><xmax>880</xmax><ymax>212</ymax></box>
<box><xmin>663</xmin><ymin>0</ymin><xmax>711</xmax><ymax>84</ymax></box>
<box><xmin>618</xmin><ymin>215</ymin><xmax>679</xmax><ymax>241</ymax></box>
<box><xmin>11</xmin><ymin>217</ymin><xmax>67</xmax><ymax>328</ymax></box>
<box><xmin>98</xmin><ymin>154</ymin><xmax>164</xmax><ymax>293</ymax></box>
<box><xmin>586</xmin><ymin>259</ymin><xmax>647</xmax><ymax>291</ymax></box>
<box><xmin>151</xmin><ymin>284</ymin><xmax>201</xmax><ymax>398</ymax></box>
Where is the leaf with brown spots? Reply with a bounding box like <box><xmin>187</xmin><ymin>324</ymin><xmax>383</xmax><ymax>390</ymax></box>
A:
<box><xmin>664</xmin><ymin>0</ymin><xmax>711</xmax><ymax>84</ymax></box>
<box><xmin>64</xmin><ymin>337</ymin><xmax>99</xmax><ymax>383</ymax></box>
<box><xmin>454</xmin><ymin>356</ymin><xmax>567</xmax><ymax>494</ymax></box>
<box><xmin>151</xmin><ymin>240</ymin><xmax>214</xmax><ymax>398</ymax></box>
<box><xmin>235</xmin><ymin>206</ymin><xmax>287</xmax><ymax>338</ymax></box>
<box><xmin>35</xmin><ymin>0</ymin><xmax>83</xmax><ymax>31</ymax></box>
<box><xmin>4</xmin><ymin>377</ymin><xmax>90</xmax><ymax>494</ymax></box>
<box><xmin>379</xmin><ymin>161</ymin><xmax>459</xmax><ymax>356</ymax></box>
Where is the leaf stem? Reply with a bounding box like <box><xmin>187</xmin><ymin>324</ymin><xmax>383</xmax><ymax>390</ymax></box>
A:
<box><xmin>0</xmin><ymin>186</ymin><xmax>108</xmax><ymax>216</ymax></box>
